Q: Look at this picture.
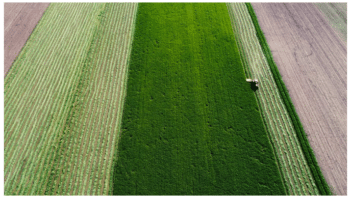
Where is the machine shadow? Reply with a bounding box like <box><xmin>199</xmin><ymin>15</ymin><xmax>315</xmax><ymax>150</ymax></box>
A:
<box><xmin>250</xmin><ymin>82</ymin><xmax>258</xmax><ymax>92</ymax></box>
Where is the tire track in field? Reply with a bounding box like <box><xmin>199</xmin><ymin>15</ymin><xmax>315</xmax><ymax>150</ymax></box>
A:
<box><xmin>4</xmin><ymin>3</ymin><xmax>26</xmax><ymax>31</ymax></box>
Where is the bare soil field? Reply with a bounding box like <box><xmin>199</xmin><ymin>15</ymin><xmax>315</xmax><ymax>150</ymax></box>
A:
<box><xmin>251</xmin><ymin>3</ymin><xmax>347</xmax><ymax>195</ymax></box>
<box><xmin>4</xmin><ymin>3</ymin><xmax>50</xmax><ymax>76</ymax></box>
<box><xmin>315</xmin><ymin>3</ymin><xmax>347</xmax><ymax>44</ymax></box>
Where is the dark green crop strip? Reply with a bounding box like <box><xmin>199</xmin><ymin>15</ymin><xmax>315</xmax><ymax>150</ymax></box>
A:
<box><xmin>112</xmin><ymin>3</ymin><xmax>286</xmax><ymax>195</ymax></box>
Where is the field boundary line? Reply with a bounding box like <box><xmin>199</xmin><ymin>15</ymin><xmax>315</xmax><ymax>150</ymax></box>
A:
<box><xmin>4</xmin><ymin>3</ymin><xmax>51</xmax><ymax>78</ymax></box>
<box><xmin>245</xmin><ymin>3</ymin><xmax>332</xmax><ymax>195</ymax></box>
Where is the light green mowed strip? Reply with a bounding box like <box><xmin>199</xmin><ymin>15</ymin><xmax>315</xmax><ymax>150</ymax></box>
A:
<box><xmin>4</xmin><ymin>3</ymin><xmax>104</xmax><ymax>195</ymax></box>
<box><xmin>44</xmin><ymin>3</ymin><xmax>138</xmax><ymax>195</ymax></box>
<box><xmin>4</xmin><ymin>3</ymin><xmax>138</xmax><ymax>195</ymax></box>
<box><xmin>227</xmin><ymin>3</ymin><xmax>319</xmax><ymax>195</ymax></box>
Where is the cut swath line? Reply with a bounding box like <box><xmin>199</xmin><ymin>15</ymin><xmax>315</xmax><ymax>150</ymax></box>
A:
<box><xmin>4</xmin><ymin>3</ymin><xmax>106</xmax><ymax>195</ymax></box>
<box><xmin>88</xmin><ymin>4</ymin><xmax>129</xmax><ymax>194</ymax></box>
<box><xmin>5</xmin><ymin>3</ymin><xmax>87</xmax><ymax>193</ymax></box>
<box><xmin>57</xmin><ymin>9</ymin><xmax>111</xmax><ymax>194</ymax></box>
<box><xmin>226</xmin><ymin>3</ymin><xmax>320</xmax><ymax>195</ymax></box>
<box><xmin>30</xmin><ymin>5</ymin><xmax>104</xmax><ymax>194</ymax></box>
<box><xmin>101</xmin><ymin>5</ymin><xmax>138</xmax><ymax>194</ymax></box>
<box><xmin>46</xmin><ymin>4</ymin><xmax>108</xmax><ymax>195</ymax></box>
<box><xmin>52</xmin><ymin>5</ymin><xmax>110</xmax><ymax>195</ymax></box>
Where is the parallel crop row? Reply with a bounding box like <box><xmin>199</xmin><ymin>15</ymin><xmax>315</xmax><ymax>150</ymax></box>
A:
<box><xmin>227</xmin><ymin>3</ymin><xmax>319</xmax><ymax>195</ymax></box>
<box><xmin>4</xmin><ymin>3</ymin><xmax>137</xmax><ymax>195</ymax></box>
<box><xmin>245</xmin><ymin>3</ymin><xmax>332</xmax><ymax>195</ymax></box>
<box><xmin>4</xmin><ymin>4</ymin><xmax>104</xmax><ymax>195</ymax></box>
<box><xmin>44</xmin><ymin>3</ymin><xmax>138</xmax><ymax>195</ymax></box>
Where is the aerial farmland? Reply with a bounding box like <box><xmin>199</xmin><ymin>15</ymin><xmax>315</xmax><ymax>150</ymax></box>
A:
<box><xmin>4</xmin><ymin>2</ymin><xmax>346</xmax><ymax>195</ymax></box>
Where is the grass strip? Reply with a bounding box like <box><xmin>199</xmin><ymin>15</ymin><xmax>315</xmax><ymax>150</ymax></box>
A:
<box><xmin>245</xmin><ymin>3</ymin><xmax>332</xmax><ymax>195</ymax></box>
<box><xmin>112</xmin><ymin>3</ymin><xmax>286</xmax><ymax>195</ymax></box>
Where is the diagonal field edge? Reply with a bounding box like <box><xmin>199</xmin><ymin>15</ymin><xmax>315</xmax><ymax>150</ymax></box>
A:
<box><xmin>4</xmin><ymin>3</ymin><xmax>138</xmax><ymax>194</ymax></box>
<box><xmin>4</xmin><ymin>3</ymin><xmax>51</xmax><ymax>77</ymax></box>
<box><xmin>245</xmin><ymin>3</ymin><xmax>332</xmax><ymax>195</ymax></box>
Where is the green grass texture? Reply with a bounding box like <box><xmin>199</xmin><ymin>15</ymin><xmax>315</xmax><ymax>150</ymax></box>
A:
<box><xmin>245</xmin><ymin>3</ymin><xmax>332</xmax><ymax>195</ymax></box>
<box><xmin>112</xmin><ymin>3</ymin><xmax>286</xmax><ymax>195</ymax></box>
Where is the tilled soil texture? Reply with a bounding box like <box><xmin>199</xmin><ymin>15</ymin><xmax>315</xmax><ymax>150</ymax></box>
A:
<box><xmin>4</xmin><ymin>3</ymin><xmax>50</xmax><ymax>76</ymax></box>
<box><xmin>315</xmin><ymin>3</ymin><xmax>347</xmax><ymax>44</ymax></box>
<box><xmin>251</xmin><ymin>3</ymin><xmax>346</xmax><ymax>195</ymax></box>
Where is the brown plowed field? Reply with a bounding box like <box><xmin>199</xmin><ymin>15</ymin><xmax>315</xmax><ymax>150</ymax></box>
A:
<box><xmin>4</xmin><ymin>3</ymin><xmax>50</xmax><ymax>76</ymax></box>
<box><xmin>252</xmin><ymin>3</ymin><xmax>347</xmax><ymax>195</ymax></box>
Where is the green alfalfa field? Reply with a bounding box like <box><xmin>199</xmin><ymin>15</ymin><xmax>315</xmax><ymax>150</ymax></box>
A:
<box><xmin>111</xmin><ymin>3</ymin><xmax>286</xmax><ymax>195</ymax></box>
